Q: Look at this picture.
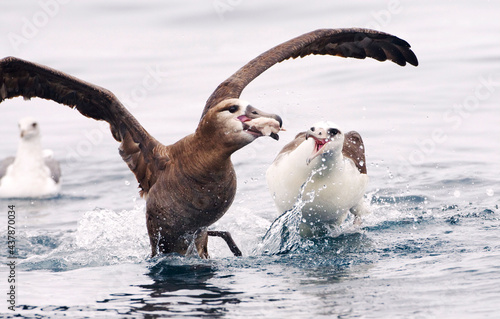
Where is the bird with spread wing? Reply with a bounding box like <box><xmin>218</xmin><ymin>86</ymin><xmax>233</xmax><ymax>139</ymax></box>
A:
<box><xmin>0</xmin><ymin>28</ymin><xmax>417</xmax><ymax>258</ymax></box>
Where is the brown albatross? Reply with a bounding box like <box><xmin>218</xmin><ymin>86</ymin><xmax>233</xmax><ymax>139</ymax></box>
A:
<box><xmin>0</xmin><ymin>28</ymin><xmax>418</xmax><ymax>258</ymax></box>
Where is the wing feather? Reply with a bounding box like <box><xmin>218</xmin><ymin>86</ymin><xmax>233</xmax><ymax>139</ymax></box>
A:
<box><xmin>0</xmin><ymin>157</ymin><xmax>15</xmax><ymax>180</ymax></box>
<box><xmin>202</xmin><ymin>28</ymin><xmax>418</xmax><ymax>118</ymax></box>
<box><xmin>44</xmin><ymin>157</ymin><xmax>61</xmax><ymax>184</ymax></box>
<box><xmin>271</xmin><ymin>132</ymin><xmax>307</xmax><ymax>164</ymax></box>
<box><xmin>0</xmin><ymin>56</ymin><xmax>167</xmax><ymax>195</ymax></box>
<box><xmin>342</xmin><ymin>131</ymin><xmax>367</xmax><ymax>174</ymax></box>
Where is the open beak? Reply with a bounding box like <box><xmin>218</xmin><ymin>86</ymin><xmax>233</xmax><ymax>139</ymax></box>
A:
<box><xmin>305</xmin><ymin>129</ymin><xmax>331</xmax><ymax>165</ymax></box>
<box><xmin>238</xmin><ymin>105</ymin><xmax>283</xmax><ymax>140</ymax></box>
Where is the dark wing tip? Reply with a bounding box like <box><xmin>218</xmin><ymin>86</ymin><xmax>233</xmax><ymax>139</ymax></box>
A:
<box><xmin>334</xmin><ymin>28</ymin><xmax>419</xmax><ymax>67</ymax></box>
<box><xmin>404</xmin><ymin>49</ymin><xmax>419</xmax><ymax>66</ymax></box>
<box><xmin>204</xmin><ymin>27</ymin><xmax>418</xmax><ymax>117</ymax></box>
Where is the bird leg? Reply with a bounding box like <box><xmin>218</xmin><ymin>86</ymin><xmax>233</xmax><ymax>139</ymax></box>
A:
<box><xmin>207</xmin><ymin>230</ymin><xmax>243</xmax><ymax>257</ymax></box>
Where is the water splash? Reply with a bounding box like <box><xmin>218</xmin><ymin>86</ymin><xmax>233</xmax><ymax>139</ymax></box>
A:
<box><xmin>255</xmin><ymin>165</ymin><xmax>328</xmax><ymax>255</ymax></box>
<box><xmin>75</xmin><ymin>205</ymin><xmax>150</xmax><ymax>262</ymax></box>
<box><xmin>19</xmin><ymin>205</ymin><xmax>150</xmax><ymax>271</ymax></box>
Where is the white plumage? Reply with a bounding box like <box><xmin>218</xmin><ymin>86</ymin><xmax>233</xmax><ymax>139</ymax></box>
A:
<box><xmin>0</xmin><ymin>117</ymin><xmax>61</xmax><ymax>198</ymax></box>
<box><xmin>266</xmin><ymin>121</ymin><xmax>369</xmax><ymax>234</ymax></box>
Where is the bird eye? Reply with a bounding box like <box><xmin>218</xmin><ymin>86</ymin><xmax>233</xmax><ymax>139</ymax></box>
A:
<box><xmin>228</xmin><ymin>105</ymin><xmax>239</xmax><ymax>113</ymax></box>
<box><xmin>310</xmin><ymin>127</ymin><xmax>315</xmax><ymax>132</ymax></box>
<box><xmin>328</xmin><ymin>128</ymin><xmax>340</xmax><ymax>136</ymax></box>
<box><xmin>32</xmin><ymin>123</ymin><xmax>38</xmax><ymax>128</ymax></box>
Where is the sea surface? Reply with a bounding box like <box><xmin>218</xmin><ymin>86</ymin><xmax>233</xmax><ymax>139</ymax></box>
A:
<box><xmin>0</xmin><ymin>1</ymin><xmax>499</xmax><ymax>318</ymax></box>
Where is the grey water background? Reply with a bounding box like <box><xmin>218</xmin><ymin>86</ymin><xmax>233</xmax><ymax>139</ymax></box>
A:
<box><xmin>0</xmin><ymin>1</ymin><xmax>499</xmax><ymax>318</ymax></box>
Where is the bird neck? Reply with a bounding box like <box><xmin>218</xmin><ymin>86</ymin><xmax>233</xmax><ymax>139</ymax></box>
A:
<box><xmin>13</xmin><ymin>136</ymin><xmax>45</xmax><ymax>171</ymax></box>
<box><xmin>310</xmin><ymin>151</ymin><xmax>344</xmax><ymax>178</ymax></box>
<box><xmin>171</xmin><ymin>133</ymin><xmax>234</xmax><ymax>179</ymax></box>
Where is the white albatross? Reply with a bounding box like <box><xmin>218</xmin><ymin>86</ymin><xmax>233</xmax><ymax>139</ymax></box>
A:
<box><xmin>0</xmin><ymin>117</ymin><xmax>61</xmax><ymax>198</ymax></box>
<box><xmin>266</xmin><ymin>121</ymin><xmax>369</xmax><ymax>235</ymax></box>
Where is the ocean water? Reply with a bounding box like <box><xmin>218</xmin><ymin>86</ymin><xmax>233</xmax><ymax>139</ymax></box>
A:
<box><xmin>0</xmin><ymin>1</ymin><xmax>499</xmax><ymax>318</ymax></box>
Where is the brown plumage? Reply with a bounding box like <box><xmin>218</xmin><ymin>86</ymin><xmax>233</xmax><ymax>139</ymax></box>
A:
<box><xmin>203</xmin><ymin>28</ymin><xmax>417</xmax><ymax>116</ymax></box>
<box><xmin>342</xmin><ymin>131</ymin><xmax>367</xmax><ymax>174</ymax></box>
<box><xmin>0</xmin><ymin>28</ymin><xmax>417</xmax><ymax>258</ymax></box>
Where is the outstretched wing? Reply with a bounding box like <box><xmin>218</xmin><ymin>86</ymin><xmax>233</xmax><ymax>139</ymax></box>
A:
<box><xmin>0</xmin><ymin>56</ymin><xmax>168</xmax><ymax>195</ymax></box>
<box><xmin>202</xmin><ymin>28</ymin><xmax>418</xmax><ymax>118</ymax></box>
<box><xmin>343</xmin><ymin>131</ymin><xmax>367</xmax><ymax>174</ymax></box>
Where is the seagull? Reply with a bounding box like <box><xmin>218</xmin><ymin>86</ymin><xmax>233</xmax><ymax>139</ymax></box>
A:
<box><xmin>0</xmin><ymin>28</ymin><xmax>417</xmax><ymax>257</ymax></box>
<box><xmin>0</xmin><ymin>117</ymin><xmax>61</xmax><ymax>198</ymax></box>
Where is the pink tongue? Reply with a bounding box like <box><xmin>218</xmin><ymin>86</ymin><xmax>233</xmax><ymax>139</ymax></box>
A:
<box><xmin>315</xmin><ymin>140</ymin><xmax>325</xmax><ymax>152</ymax></box>
<box><xmin>237</xmin><ymin>115</ymin><xmax>251</xmax><ymax>122</ymax></box>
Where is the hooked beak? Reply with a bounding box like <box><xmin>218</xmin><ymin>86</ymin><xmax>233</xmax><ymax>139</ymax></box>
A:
<box><xmin>238</xmin><ymin>105</ymin><xmax>284</xmax><ymax>141</ymax></box>
<box><xmin>305</xmin><ymin>128</ymin><xmax>331</xmax><ymax>165</ymax></box>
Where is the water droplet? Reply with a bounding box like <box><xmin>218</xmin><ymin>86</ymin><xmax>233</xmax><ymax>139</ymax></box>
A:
<box><xmin>453</xmin><ymin>190</ymin><xmax>461</xmax><ymax>198</ymax></box>
<box><xmin>359</xmin><ymin>160</ymin><xmax>364</xmax><ymax>166</ymax></box>
<box><xmin>124</xmin><ymin>180</ymin><xmax>130</xmax><ymax>186</ymax></box>
<box><xmin>486</xmin><ymin>189</ymin><xmax>494</xmax><ymax>196</ymax></box>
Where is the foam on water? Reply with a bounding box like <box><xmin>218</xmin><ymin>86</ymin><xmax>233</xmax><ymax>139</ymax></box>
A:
<box><xmin>19</xmin><ymin>205</ymin><xmax>150</xmax><ymax>272</ymax></box>
<box><xmin>75</xmin><ymin>205</ymin><xmax>150</xmax><ymax>261</ymax></box>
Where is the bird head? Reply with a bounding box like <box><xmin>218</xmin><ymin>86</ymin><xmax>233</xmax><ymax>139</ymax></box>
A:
<box><xmin>18</xmin><ymin>117</ymin><xmax>40</xmax><ymax>140</ymax></box>
<box><xmin>200</xmin><ymin>98</ymin><xmax>284</xmax><ymax>149</ymax></box>
<box><xmin>305</xmin><ymin>121</ymin><xmax>344</xmax><ymax>165</ymax></box>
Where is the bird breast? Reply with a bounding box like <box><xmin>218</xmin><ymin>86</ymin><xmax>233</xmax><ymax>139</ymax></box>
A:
<box><xmin>267</xmin><ymin>141</ymin><xmax>368</xmax><ymax>219</ymax></box>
